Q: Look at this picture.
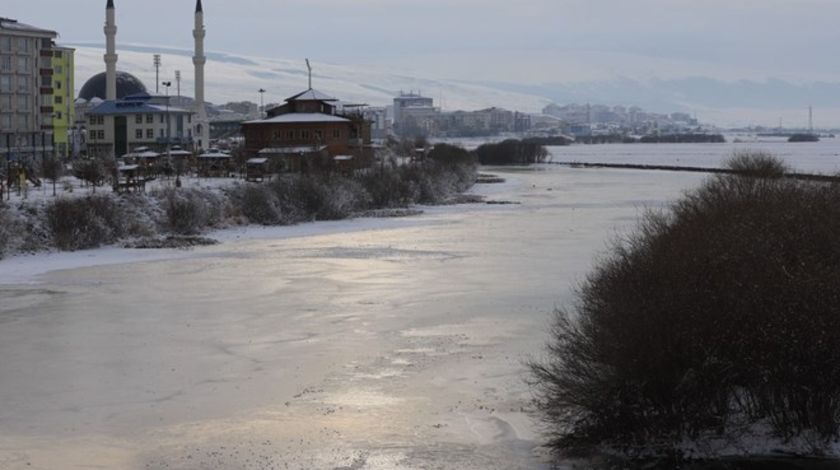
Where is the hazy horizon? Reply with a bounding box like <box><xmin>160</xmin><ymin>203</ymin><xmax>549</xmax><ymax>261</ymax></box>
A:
<box><xmin>6</xmin><ymin>0</ymin><xmax>840</xmax><ymax>126</ymax></box>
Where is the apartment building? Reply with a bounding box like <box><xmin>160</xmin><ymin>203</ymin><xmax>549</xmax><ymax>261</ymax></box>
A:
<box><xmin>0</xmin><ymin>17</ymin><xmax>58</xmax><ymax>162</ymax></box>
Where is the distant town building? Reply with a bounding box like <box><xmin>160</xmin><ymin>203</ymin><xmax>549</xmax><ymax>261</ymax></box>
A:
<box><xmin>542</xmin><ymin>102</ymin><xmax>704</xmax><ymax>137</ymax></box>
<box><xmin>0</xmin><ymin>17</ymin><xmax>58</xmax><ymax>162</ymax></box>
<box><xmin>241</xmin><ymin>88</ymin><xmax>373</xmax><ymax>172</ymax></box>
<box><xmin>393</xmin><ymin>92</ymin><xmax>439</xmax><ymax>137</ymax></box>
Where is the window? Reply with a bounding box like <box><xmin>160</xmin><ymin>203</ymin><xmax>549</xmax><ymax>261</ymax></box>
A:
<box><xmin>0</xmin><ymin>56</ymin><xmax>10</xmax><ymax>72</ymax></box>
<box><xmin>287</xmin><ymin>130</ymin><xmax>294</xmax><ymax>140</ymax></box>
<box><xmin>146</xmin><ymin>114</ymin><xmax>154</xmax><ymax>124</ymax></box>
<box><xmin>187</xmin><ymin>115</ymin><xmax>191</xmax><ymax>123</ymax></box>
<box><xmin>159</xmin><ymin>114</ymin><xmax>165</xmax><ymax>124</ymax></box>
<box><xmin>54</xmin><ymin>95</ymin><xmax>62</xmax><ymax>105</ymax></box>
<box><xmin>54</xmin><ymin>112</ymin><xmax>61</xmax><ymax>119</ymax></box>
<box><xmin>301</xmin><ymin>130</ymin><xmax>310</xmax><ymax>140</ymax></box>
<box><xmin>135</xmin><ymin>129</ymin><xmax>143</xmax><ymax>139</ymax></box>
<box><xmin>98</xmin><ymin>130</ymin><xmax>105</xmax><ymax>140</ymax></box>
<box><xmin>54</xmin><ymin>65</ymin><xmax>62</xmax><ymax>74</ymax></box>
<box><xmin>17</xmin><ymin>38</ymin><xmax>29</xmax><ymax>53</ymax></box>
<box><xmin>314</xmin><ymin>130</ymin><xmax>323</xmax><ymax>142</ymax></box>
<box><xmin>0</xmin><ymin>95</ymin><xmax>10</xmax><ymax>109</ymax></box>
<box><xmin>17</xmin><ymin>76</ymin><xmax>28</xmax><ymax>93</ymax></box>
<box><xmin>89</xmin><ymin>116</ymin><xmax>96</xmax><ymax>125</ymax></box>
<box><xmin>0</xmin><ymin>75</ymin><xmax>10</xmax><ymax>92</ymax></box>
<box><xmin>0</xmin><ymin>114</ymin><xmax>11</xmax><ymax>129</ymax></box>
<box><xmin>0</xmin><ymin>37</ymin><xmax>10</xmax><ymax>52</ymax></box>
<box><xmin>97</xmin><ymin>115</ymin><xmax>104</xmax><ymax>125</ymax></box>
<box><xmin>17</xmin><ymin>95</ymin><xmax>28</xmax><ymax>111</ymax></box>
<box><xmin>17</xmin><ymin>56</ymin><xmax>28</xmax><ymax>71</ymax></box>
<box><xmin>135</xmin><ymin>115</ymin><xmax>142</xmax><ymax>124</ymax></box>
<box><xmin>17</xmin><ymin>114</ymin><xmax>27</xmax><ymax>129</ymax></box>
<box><xmin>55</xmin><ymin>80</ymin><xmax>61</xmax><ymax>90</ymax></box>
<box><xmin>333</xmin><ymin>129</ymin><xmax>341</xmax><ymax>139</ymax></box>
<box><xmin>146</xmin><ymin>129</ymin><xmax>154</xmax><ymax>139</ymax></box>
<box><xmin>159</xmin><ymin>128</ymin><xmax>164</xmax><ymax>138</ymax></box>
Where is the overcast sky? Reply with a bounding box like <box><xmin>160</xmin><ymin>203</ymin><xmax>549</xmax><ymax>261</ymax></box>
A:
<box><xmin>4</xmin><ymin>0</ymin><xmax>840</xmax><ymax>85</ymax></box>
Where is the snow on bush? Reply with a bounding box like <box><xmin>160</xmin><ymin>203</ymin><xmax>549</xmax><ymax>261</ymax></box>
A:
<box><xmin>0</xmin><ymin>148</ymin><xmax>477</xmax><ymax>258</ymax></box>
<box><xmin>530</xmin><ymin>153</ymin><xmax>840</xmax><ymax>460</ymax></box>
<box><xmin>158</xmin><ymin>187</ymin><xmax>225</xmax><ymax>235</ymax></box>
<box><xmin>46</xmin><ymin>195</ymin><xmax>132</xmax><ymax>251</ymax></box>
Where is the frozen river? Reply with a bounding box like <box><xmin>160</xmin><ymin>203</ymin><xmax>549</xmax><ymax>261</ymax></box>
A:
<box><xmin>0</xmin><ymin>143</ymin><xmax>836</xmax><ymax>469</ymax></box>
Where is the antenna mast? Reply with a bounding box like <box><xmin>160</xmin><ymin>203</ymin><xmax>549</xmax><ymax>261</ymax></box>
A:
<box><xmin>305</xmin><ymin>59</ymin><xmax>312</xmax><ymax>90</ymax></box>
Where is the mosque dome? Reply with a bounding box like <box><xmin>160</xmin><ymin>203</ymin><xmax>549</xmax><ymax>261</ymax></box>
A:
<box><xmin>78</xmin><ymin>71</ymin><xmax>148</xmax><ymax>101</ymax></box>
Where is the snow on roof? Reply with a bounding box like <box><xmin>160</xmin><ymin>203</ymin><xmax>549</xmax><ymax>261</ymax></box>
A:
<box><xmin>243</xmin><ymin>113</ymin><xmax>349</xmax><ymax>124</ymax></box>
<box><xmin>286</xmin><ymin>88</ymin><xmax>337</xmax><ymax>102</ymax></box>
<box><xmin>258</xmin><ymin>145</ymin><xmax>328</xmax><ymax>155</ymax></box>
<box><xmin>247</xmin><ymin>158</ymin><xmax>268</xmax><ymax>164</ymax></box>
<box><xmin>333</xmin><ymin>155</ymin><xmax>353</xmax><ymax>161</ymax></box>
<box><xmin>88</xmin><ymin>100</ymin><xmax>192</xmax><ymax>116</ymax></box>
<box><xmin>198</xmin><ymin>151</ymin><xmax>231</xmax><ymax>159</ymax></box>
<box><xmin>124</xmin><ymin>150</ymin><xmax>160</xmax><ymax>159</ymax></box>
<box><xmin>0</xmin><ymin>17</ymin><xmax>57</xmax><ymax>37</ymax></box>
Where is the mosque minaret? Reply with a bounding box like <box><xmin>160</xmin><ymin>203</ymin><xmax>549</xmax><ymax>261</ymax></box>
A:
<box><xmin>193</xmin><ymin>0</ymin><xmax>209</xmax><ymax>151</ymax></box>
<box><xmin>104</xmin><ymin>0</ymin><xmax>118</xmax><ymax>101</ymax></box>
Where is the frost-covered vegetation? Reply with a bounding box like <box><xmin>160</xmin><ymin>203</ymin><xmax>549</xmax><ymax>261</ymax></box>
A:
<box><xmin>530</xmin><ymin>153</ymin><xmax>840</xmax><ymax>462</ymax></box>
<box><xmin>0</xmin><ymin>150</ymin><xmax>477</xmax><ymax>259</ymax></box>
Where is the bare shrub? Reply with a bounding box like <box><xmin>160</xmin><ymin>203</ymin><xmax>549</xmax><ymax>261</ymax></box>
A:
<box><xmin>726</xmin><ymin>150</ymin><xmax>789</xmax><ymax>178</ymax></box>
<box><xmin>158</xmin><ymin>188</ymin><xmax>224</xmax><ymax>235</ymax></box>
<box><xmin>46</xmin><ymin>195</ymin><xmax>128</xmax><ymax>250</ymax></box>
<box><xmin>236</xmin><ymin>183</ymin><xmax>282</xmax><ymax>225</ymax></box>
<box><xmin>530</xmin><ymin>154</ymin><xmax>840</xmax><ymax>459</ymax></box>
<box><xmin>0</xmin><ymin>205</ymin><xmax>21</xmax><ymax>258</ymax></box>
<box><xmin>73</xmin><ymin>159</ymin><xmax>108</xmax><ymax>192</ymax></box>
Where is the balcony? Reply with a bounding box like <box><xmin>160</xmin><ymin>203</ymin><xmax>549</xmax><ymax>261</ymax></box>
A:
<box><xmin>39</xmin><ymin>68</ymin><xmax>54</xmax><ymax>76</ymax></box>
<box><xmin>39</xmin><ymin>49</ymin><xmax>53</xmax><ymax>58</ymax></box>
<box><xmin>40</xmin><ymin>106</ymin><xmax>54</xmax><ymax>114</ymax></box>
<box><xmin>40</xmin><ymin>87</ymin><xmax>54</xmax><ymax>95</ymax></box>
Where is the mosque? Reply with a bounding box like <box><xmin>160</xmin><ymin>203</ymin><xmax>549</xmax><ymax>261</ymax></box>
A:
<box><xmin>77</xmin><ymin>0</ymin><xmax>210</xmax><ymax>157</ymax></box>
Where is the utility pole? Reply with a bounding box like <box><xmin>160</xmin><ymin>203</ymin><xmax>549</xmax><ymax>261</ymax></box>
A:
<box><xmin>153</xmin><ymin>54</ymin><xmax>161</xmax><ymax>94</ymax></box>
<box><xmin>162</xmin><ymin>81</ymin><xmax>172</xmax><ymax>171</ymax></box>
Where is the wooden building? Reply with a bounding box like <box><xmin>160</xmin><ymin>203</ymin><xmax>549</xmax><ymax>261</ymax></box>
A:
<box><xmin>241</xmin><ymin>88</ymin><xmax>373</xmax><ymax>172</ymax></box>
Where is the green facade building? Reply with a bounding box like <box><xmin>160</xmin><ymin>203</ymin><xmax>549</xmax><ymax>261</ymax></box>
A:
<box><xmin>51</xmin><ymin>45</ymin><xmax>74</xmax><ymax>159</ymax></box>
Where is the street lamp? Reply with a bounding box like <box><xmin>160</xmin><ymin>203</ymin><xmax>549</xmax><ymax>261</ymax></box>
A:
<box><xmin>258</xmin><ymin>88</ymin><xmax>266</xmax><ymax>118</ymax></box>
<box><xmin>153</xmin><ymin>54</ymin><xmax>161</xmax><ymax>94</ymax></box>
<box><xmin>162</xmin><ymin>81</ymin><xmax>172</xmax><ymax>176</ymax></box>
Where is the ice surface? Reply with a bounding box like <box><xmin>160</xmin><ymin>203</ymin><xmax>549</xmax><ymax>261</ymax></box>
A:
<box><xmin>6</xmin><ymin>142</ymin><xmax>831</xmax><ymax>468</ymax></box>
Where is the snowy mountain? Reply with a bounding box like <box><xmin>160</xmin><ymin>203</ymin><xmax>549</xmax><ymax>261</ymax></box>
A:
<box><xmin>70</xmin><ymin>43</ymin><xmax>840</xmax><ymax>128</ymax></box>
<box><xmin>70</xmin><ymin>44</ymin><xmax>553</xmax><ymax>113</ymax></box>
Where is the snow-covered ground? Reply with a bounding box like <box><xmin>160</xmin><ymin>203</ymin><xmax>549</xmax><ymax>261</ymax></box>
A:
<box><xmin>1</xmin><ymin>143</ymin><xmax>838</xmax><ymax>469</ymax></box>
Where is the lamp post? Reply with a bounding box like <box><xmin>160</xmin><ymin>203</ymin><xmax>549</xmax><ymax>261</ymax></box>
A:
<box><xmin>258</xmin><ymin>88</ymin><xmax>266</xmax><ymax>118</ymax></box>
<box><xmin>154</xmin><ymin>54</ymin><xmax>161</xmax><ymax>95</ymax></box>
<box><xmin>162</xmin><ymin>81</ymin><xmax>172</xmax><ymax>178</ymax></box>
